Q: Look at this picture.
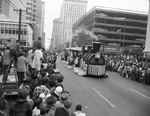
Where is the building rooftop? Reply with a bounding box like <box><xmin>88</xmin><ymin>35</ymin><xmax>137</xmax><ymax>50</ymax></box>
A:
<box><xmin>73</xmin><ymin>6</ymin><xmax>148</xmax><ymax>27</ymax></box>
<box><xmin>94</xmin><ymin>6</ymin><xmax>148</xmax><ymax>15</ymax></box>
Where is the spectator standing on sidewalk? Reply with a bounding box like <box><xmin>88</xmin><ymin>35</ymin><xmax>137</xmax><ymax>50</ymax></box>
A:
<box><xmin>71</xmin><ymin>104</ymin><xmax>86</xmax><ymax>116</ymax></box>
<box><xmin>55</xmin><ymin>100</ymin><xmax>72</xmax><ymax>116</ymax></box>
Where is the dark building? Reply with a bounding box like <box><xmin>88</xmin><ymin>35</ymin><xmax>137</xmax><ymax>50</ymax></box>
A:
<box><xmin>72</xmin><ymin>6</ymin><xmax>148</xmax><ymax>53</ymax></box>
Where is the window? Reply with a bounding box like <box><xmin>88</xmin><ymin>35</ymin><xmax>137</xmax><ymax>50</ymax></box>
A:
<box><xmin>1</xmin><ymin>29</ymin><xmax>4</xmax><ymax>34</ymax></box>
<box><xmin>24</xmin><ymin>31</ymin><xmax>27</xmax><ymax>35</ymax></box>
<box><xmin>5</xmin><ymin>29</ymin><xmax>8</xmax><ymax>34</ymax></box>
<box><xmin>13</xmin><ymin>30</ymin><xmax>16</xmax><ymax>34</ymax></box>
<box><xmin>33</xmin><ymin>5</ymin><xmax>36</xmax><ymax>8</ymax></box>
<box><xmin>9</xmin><ymin>30</ymin><xmax>11</xmax><ymax>34</ymax></box>
<box><xmin>33</xmin><ymin>9</ymin><xmax>36</xmax><ymax>12</ymax></box>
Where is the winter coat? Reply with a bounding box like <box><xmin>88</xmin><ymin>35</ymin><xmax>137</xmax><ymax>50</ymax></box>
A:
<box><xmin>9</xmin><ymin>98</ymin><xmax>32</xmax><ymax>116</ymax></box>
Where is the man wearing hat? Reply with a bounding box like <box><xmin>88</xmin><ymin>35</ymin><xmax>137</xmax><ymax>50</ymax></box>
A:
<box><xmin>55</xmin><ymin>92</ymin><xmax>68</xmax><ymax>109</ymax></box>
<box><xmin>51</xmin><ymin>86</ymin><xmax>63</xmax><ymax>101</ymax></box>
<box><xmin>50</xmin><ymin>69</ymin><xmax>64</xmax><ymax>84</ymax></box>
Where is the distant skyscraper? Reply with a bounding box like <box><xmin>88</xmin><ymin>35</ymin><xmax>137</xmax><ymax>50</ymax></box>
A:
<box><xmin>26</xmin><ymin>0</ymin><xmax>45</xmax><ymax>41</ymax></box>
<box><xmin>59</xmin><ymin>0</ymin><xmax>88</xmax><ymax>48</ymax></box>
<box><xmin>51</xmin><ymin>18</ymin><xmax>62</xmax><ymax>51</ymax></box>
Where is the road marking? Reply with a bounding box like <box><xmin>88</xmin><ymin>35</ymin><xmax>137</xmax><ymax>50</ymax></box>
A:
<box><xmin>92</xmin><ymin>88</ymin><xmax>115</xmax><ymax>108</ymax></box>
<box><xmin>131</xmin><ymin>89</ymin><xmax>150</xmax><ymax>100</ymax></box>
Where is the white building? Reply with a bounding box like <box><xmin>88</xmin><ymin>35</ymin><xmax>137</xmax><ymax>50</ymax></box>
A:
<box><xmin>51</xmin><ymin>19</ymin><xmax>62</xmax><ymax>51</ymax></box>
<box><xmin>59</xmin><ymin>0</ymin><xmax>88</xmax><ymax>48</ymax></box>
<box><xmin>0</xmin><ymin>14</ymin><xmax>33</xmax><ymax>47</ymax></box>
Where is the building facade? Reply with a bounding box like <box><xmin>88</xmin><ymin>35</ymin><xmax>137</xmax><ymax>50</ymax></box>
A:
<box><xmin>26</xmin><ymin>0</ymin><xmax>45</xmax><ymax>41</ymax></box>
<box><xmin>0</xmin><ymin>14</ymin><xmax>33</xmax><ymax>47</ymax></box>
<box><xmin>51</xmin><ymin>19</ymin><xmax>62</xmax><ymax>51</ymax></box>
<box><xmin>0</xmin><ymin>0</ymin><xmax>27</xmax><ymax>20</ymax></box>
<box><xmin>59</xmin><ymin>0</ymin><xmax>88</xmax><ymax>49</ymax></box>
<box><xmin>73</xmin><ymin>6</ymin><xmax>148</xmax><ymax>53</ymax></box>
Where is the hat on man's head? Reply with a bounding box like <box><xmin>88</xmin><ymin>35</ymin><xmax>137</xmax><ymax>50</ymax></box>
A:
<box><xmin>55</xmin><ymin>86</ymin><xmax>63</xmax><ymax>95</ymax></box>
<box><xmin>54</xmin><ymin>68</ymin><xmax>60</xmax><ymax>73</ymax></box>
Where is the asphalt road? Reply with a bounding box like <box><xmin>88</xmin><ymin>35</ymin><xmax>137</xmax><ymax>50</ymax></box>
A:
<box><xmin>57</xmin><ymin>60</ymin><xmax>150</xmax><ymax>116</ymax></box>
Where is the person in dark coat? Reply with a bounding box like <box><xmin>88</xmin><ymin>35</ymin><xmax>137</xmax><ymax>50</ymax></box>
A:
<box><xmin>50</xmin><ymin>69</ymin><xmax>64</xmax><ymax>83</ymax></box>
<box><xmin>55</xmin><ymin>100</ymin><xmax>72</xmax><ymax>116</ymax></box>
<box><xmin>9</xmin><ymin>88</ymin><xmax>32</xmax><ymax>116</ymax></box>
<box><xmin>33</xmin><ymin>37</ymin><xmax>42</xmax><ymax>50</ymax></box>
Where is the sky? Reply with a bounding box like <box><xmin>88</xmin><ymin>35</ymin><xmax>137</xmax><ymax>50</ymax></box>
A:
<box><xmin>42</xmin><ymin>0</ymin><xmax>149</xmax><ymax>49</ymax></box>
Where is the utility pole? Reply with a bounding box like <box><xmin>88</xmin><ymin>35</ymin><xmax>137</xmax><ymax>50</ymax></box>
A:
<box><xmin>14</xmin><ymin>9</ymin><xmax>26</xmax><ymax>45</ymax></box>
<box><xmin>18</xmin><ymin>9</ymin><xmax>22</xmax><ymax>43</ymax></box>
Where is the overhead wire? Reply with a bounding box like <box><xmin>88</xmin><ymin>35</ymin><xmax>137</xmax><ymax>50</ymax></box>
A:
<box><xmin>4</xmin><ymin>0</ymin><xmax>27</xmax><ymax>23</ymax></box>
<box><xmin>19</xmin><ymin>0</ymin><xmax>26</xmax><ymax>9</ymax></box>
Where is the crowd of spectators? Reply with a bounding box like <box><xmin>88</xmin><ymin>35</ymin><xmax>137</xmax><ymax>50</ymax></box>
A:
<box><xmin>106</xmin><ymin>54</ymin><xmax>150</xmax><ymax>85</ymax></box>
<box><xmin>0</xmin><ymin>38</ymin><xmax>86</xmax><ymax>116</ymax></box>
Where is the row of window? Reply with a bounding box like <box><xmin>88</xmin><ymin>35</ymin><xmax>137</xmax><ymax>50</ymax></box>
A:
<box><xmin>95</xmin><ymin>10</ymin><xmax>147</xmax><ymax>21</ymax></box>
<box><xmin>94</xmin><ymin>27</ymin><xmax>146</xmax><ymax>35</ymax></box>
<box><xmin>26</xmin><ymin>17</ymin><xmax>35</xmax><ymax>21</ymax></box>
<box><xmin>0</xmin><ymin>40</ymin><xmax>27</xmax><ymax>46</ymax></box>
<box><xmin>95</xmin><ymin>18</ymin><xmax>147</xmax><ymax>28</ymax></box>
<box><xmin>27</xmin><ymin>2</ymin><xmax>36</xmax><ymax>7</ymax></box>
<box><xmin>0</xmin><ymin>23</ymin><xmax>27</xmax><ymax>29</ymax></box>
<box><xmin>29</xmin><ymin>0</ymin><xmax>37</xmax><ymax>3</ymax></box>
<box><xmin>27</xmin><ymin>7</ymin><xmax>36</xmax><ymax>11</ymax></box>
<box><xmin>0</xmin><ymin>29</ymin><xmax>27</xmax><ymax>35</ymax></box>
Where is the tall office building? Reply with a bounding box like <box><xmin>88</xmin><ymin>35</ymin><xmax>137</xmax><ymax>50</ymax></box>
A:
<box><xmin>73</xmin><ymin>6</ymin><xmax>147</xmax><ymax>53</ymax></box>
<box><xmin>26</xmin><ymin>0</ymin><xmax>45</xmax><ymax>41</ymax></box>
<box><xmin>59</xmin><ymin>0</ymin><xmax>88</xmax><ymax>48</ymax></box>
<box><xmin>51</xmin><ymin>18</ymin><xmax>62</xmax><ymax>51</ymax></box>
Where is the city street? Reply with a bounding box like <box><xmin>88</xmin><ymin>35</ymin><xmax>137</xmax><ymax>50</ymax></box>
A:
<box><xmin>57</xmin><ymin>60</ymin><xmax>150</xmax><ymax>116</ymax></box>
